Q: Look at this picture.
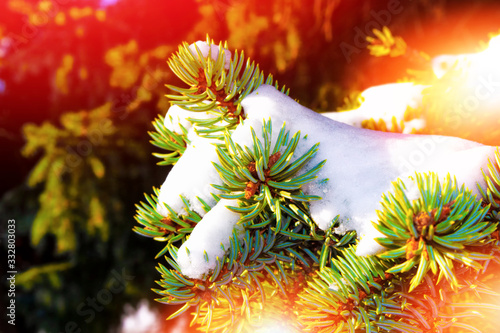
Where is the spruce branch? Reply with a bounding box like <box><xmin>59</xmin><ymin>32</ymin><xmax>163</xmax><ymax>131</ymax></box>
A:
<box><xmin>298</xmin><ymin>246</ymin><xmax>500</xmax><ymax>333</ymax></box>
<box><xmin>153</xmin><ymin>206</ymin><xmax>352</xmax><ymax>332</ymax></box>
<box><xmin>297</xmin><ymin>247</ymin><xmax>408</xmax><ymax>333</ymax></box>
<box><xmin>137</xmin><ymin>35</ymin><xmax>500</xmax><ymax>333</ymax></box>
<box><xmin>398</xmin><ymin>264</ymin><xmax>500</xmax><ymax>333</ymax></box>
<box><xmin>149</xmin><ymin>115</ymin><xmax>190</xmax><ymax>166</ymax></box>
<box><xmin>133</xmin><ymin>188</ymin><xmax>209</xmax><ymax>258</ymax></box>
<box><xmin>374</xmin><ymin>172</ymin><xmax>497</xmax><ymax>292</ymax></box>
<box><xmin>213</xmin><ymin>119</ymin><xmax>326</xmax><ymax>222</ymax></box>
<box><xmin>166</xmin><ymin>36</ymin><xmax>289</xmax><ymax>139</ymax></box>
<box><xmin>478</xmin><ymin>148</ymin><xmax>500</xmax><ymax>220</ymax></box>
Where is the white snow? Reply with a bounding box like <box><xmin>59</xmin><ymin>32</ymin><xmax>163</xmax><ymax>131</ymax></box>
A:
<box><xmin>189</xmin><ymin>41</ymin><xmax>232</xmax><ymax>70</ymax></box>
<box><xmin>239</xmin><ymin>85</ymin><xmax>496</xmax><ymax>256</ymax></box>
<box><xmin>322</xmin><ymin>83</ymin><xmax>427</xmax><ymax>133</ymax></box>
<box><xmin>156</xmin><ymin>137</ymin><xmax>222</xmax><ymax>217</ymax></box>
<box><xmin>118</xmin><ymin>300</ymin><xmax>161</xmax><ymax>333</ymax></box>
<box><xmin>402</xmin><ymin>119</ymin><xmax>426</xmax><ymax>134</ymax></box>
<box><xmin>163</xmin><ymin>104</ymin><xmax>202</xmax><ymax>135</ymax></box>
<box><xmin>177</xmin><ymin>199</ymin><xmax>242</xmax><ymax>279</ymax></box>
<box><xmin>158</xmin><ymin>84</ymin><xmax>497</xmax><ymax>276</ymax></box>
<box><xmin>163</xmin><ymin>104</ymin><xmax>217</xmax><ymax>144</ymax></box>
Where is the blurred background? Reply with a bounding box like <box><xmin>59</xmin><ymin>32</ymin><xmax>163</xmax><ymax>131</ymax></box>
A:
<box><xmin>1</xmin><ymin>0</ymin><xmax>500</xmax><ymax>332</ymax></box>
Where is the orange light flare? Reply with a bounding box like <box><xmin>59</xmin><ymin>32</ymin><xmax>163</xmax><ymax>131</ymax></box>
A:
<box><xmin>432</xmin><ymin>34</ymin><xmax>500</xmax><ymax>78</ymax></box>
<box><xmin>340</xmin><ymin>6</ymin><xmax>500</xmax><ymax>145</ymax></box>
<box><xmin>431</xmin><ymin>33</ymin><xmax>500</xmax><ymax>111</ymax></box>
<box><xmin>423</xmin><ymin>31</ymin><xmax>500</xmax><ymax>145</ymax></box>
<box><xmin>345</xmin><ymin>5</ymin><xmax>500</xmax><ymax>89</ymax></box>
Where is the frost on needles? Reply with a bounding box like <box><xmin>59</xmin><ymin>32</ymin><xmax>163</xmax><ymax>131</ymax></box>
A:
<box><xmin>134</xmin><ymin>37</ymin><xmax>500</xmax><ymax>332</ymax></box>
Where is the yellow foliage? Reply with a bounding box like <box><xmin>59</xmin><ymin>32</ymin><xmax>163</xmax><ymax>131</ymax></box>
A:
<box><xmin>62</xmin><ymin>54</ymin><xmax>74</xmax><ymax>68</ymax></box>
<box><xmin>79</xmin><ymin>67</ymin><xmax>88</xmax><ymax>80</ymax></box>
<box><xmin>105</xmin><ymin>40</ymin><xmax>139</xmax><ymax>67</ymax></box>
<box><xmin>105</xmin><ymin>40</ymin><xmax>142</xmax><ymax>89</ymax></box>
<box><xmin>23</xmin><ymin>102</ymin><xmax>117</xmax><ymax>255</ymax></box>
<box><xmin>105</xmin><ymin>40</ymin><xmax>171</xmax><ymax>92</ymax></box>
<box><xmin>22</xmin><ymin>122</ymin><xmax>60</xmax><ymax>157</ymax></box>
<box><xmin>156</xmin><ymin>94</ymin><xmax>170</xmax><ymax>111</ymax></box>
<box><xmin>55</xmin><ymin>12</ymin><xmax>66</xmax><ymax>25</ymax></box>
<box><xmin>226</xmin><ymin>4</ymin><xmax>269</xmax><ymax>52</ymax></box>
<box><xmin>95</xmin><ymin>9</ymin><xmax>106</xmax><ymax>22</ymax></box>
<box><xmin>185</xmin><ymin>4</ymin><xmax>222</xmax><ymax>43</ymax></box>
<box><xmin>336</xmin><ymin>91</ymin><xmax>364</xmax><ymax>111</ymax></box>
<box><xmin>8</xmin><ymin>0</ymin><xmax>33</xmax><ymax>16</ymax></box>
<box><xmin>56</xmin><ymin>217</ymin><xmax>76</xmax><ymax>253</ymax></box>
<box><xmin>59</xmin><ymin>102</ymin><xmax>115</xmax><ymax>137</ymax></box>
<box><xmin>75</xmin><ymin>26</ymin><xmax>85</xmax><ymax>37</ymax></box>
<box><xmin>126</xmin><ymin>59</ymin><xmax>170</xmax><ymax>112</ymax></box>
<box><xmin>60</xmin><ymin>110</ymin><xmax>86</xmax><ymax>135</ymax></box>
<box><xmin>367</xmin><ymin>26</ymin><xmax>407</xmax><ymax>58</ymax></box>
<box><xmin>29</xmin><ymin>12</ymin><xmax>49</xmax><ymax>26</ymax></box>
<box><xmin>27</xmin><ymin>155</ymin><xmax>53</xmax><ymax>187</ymax></box>
<box><xmin>190</xmin><ymin>0</ymin><xmax>303</xmax><ymax>72</ymax></box>
<box><xmin>55</xmin><ymin>54</ymin><xmax>74</xmax><ymax>95</ymax></box>
<box><xmin>273</xmin><ymin>28</ymin><xmax>301</xmax><ymax>72</ymax></box>
<box><xmin>361</xmin><ymin>117</ymin><xmax>407</xmax><ymax>133</ymax></box>
<box><xmin>89</xmin><ymin>196</ymin><xmax>108</xmax><ymax>240</ymax></box>
<box><xmin>110</xmin><ymin>64</ymin><xmax>141</xmax><ymax>89</ymax></box>
<box><xmin>31</xmin><ymin>173</ymin><xmax>75</xmax><ymax>253</ymax></box>
<box><xmin>69</xmin><ymin>6</ymin><xmax>94</xmax><ymax>20</ymax></box>
<box><xmin>16</xmin><ymin>262</ymin><xmax>73</xmax><ymax>290</ymax></box>
<box><xmin>127</xmin><ymin>86</ymin><xmax>151</xmax><ymax>111</ymax></box>
<box><xmin>38</xmin><ymin>0</ymin><xmax>52</xmax><ymax>12</ymax></box>
<box><xmin>150</xmin><ymin>45</ymin><xmax>171</xmax><ymax>59</ymax></box>
<box><xmin>88</xmin><ymin>156</ymin><xmax>105</xmax><ymax>179</ymax></box>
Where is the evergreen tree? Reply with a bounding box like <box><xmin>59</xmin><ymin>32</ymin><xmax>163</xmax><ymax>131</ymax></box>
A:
<box><xmin>135</xmin><ymin>35</ymin><xmax>500</xmax><ymax>332</ymax></box>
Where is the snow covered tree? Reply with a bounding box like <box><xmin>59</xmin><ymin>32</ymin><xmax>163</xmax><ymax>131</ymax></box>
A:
<box><xmin>134</xmin><ymin>35</ymin><xmax>500</xmax><ymax>332</ymax></box>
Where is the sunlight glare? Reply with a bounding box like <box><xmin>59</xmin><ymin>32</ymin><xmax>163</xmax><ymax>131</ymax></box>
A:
<box><xmin>255</xmin><ymin>317</ymin><xmax>296</xmax><ymax>333</ymax></box>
